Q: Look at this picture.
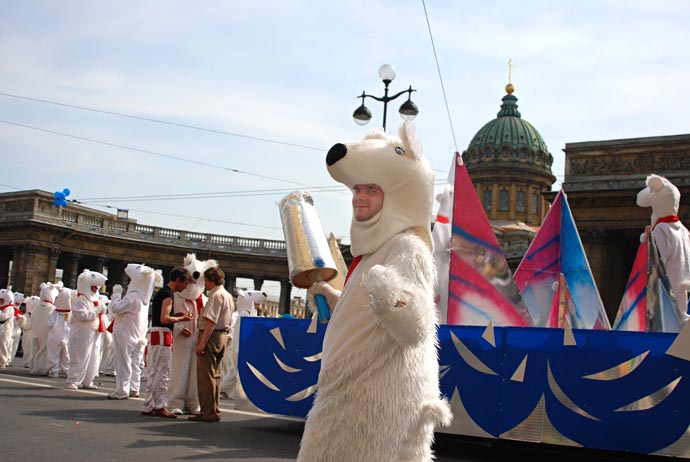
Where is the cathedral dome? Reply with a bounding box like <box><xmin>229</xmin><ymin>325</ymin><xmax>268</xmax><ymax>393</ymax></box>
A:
<box><xmin>461</xmin><ymin>83</ymin><xmax>556</xmax><ymax>228</ymax></box>
<box><xmin>464</xmin><ymin>84</ymin><xmax>554</xmax><ymax>176</ymax></box>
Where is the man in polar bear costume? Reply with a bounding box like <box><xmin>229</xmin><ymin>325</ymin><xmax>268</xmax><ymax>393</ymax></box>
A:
<box><xmin>108</xmin><ymin>263</ymin><xmax>162</xmax><ymax>400</ymax></box>
<box><xmin>220</xmin><ymin>288</ymin><xmax>266</xmax><ymax>399</ymax></box>
<box><xmin>21</xmin><ymin>295</ymin><xmax>40</xmax><ymax>368</ymax></box>
<box><xmin>637</xmin><ymin>174</ymin><xmax>690</xmax><ymax>322</ymax></box>
<box><xmin>297</xmin><ymin>121</ymin><xmax>452</xmax><ymax>462</ymax></box>
<box><xmin>0</xmin><ymin>289</ymin><xmax>15</xmax><ymax>367</ymax></box>
<box><xmin>10</xmin><ymin>292</ymin><xmax>26</xmax><ymax>365</ymax></box>
<box><xmin>46</xmin><ymin>287</ymin><xmax>73</xmax><ymax>377</ymax></box>
<box><xmin>168</xmin><ymin>253</ymin><xmax>217</xmax><ymax>415</ymax></box>
<box><xmin>65</xmin><ymin>269</ymin><xmax>108</xmax><ymax>390</ymax></box>
<box><xmin>30</xmin><ymin>282</ymin><xmax>59</xmax><ymax>375</ymax></box>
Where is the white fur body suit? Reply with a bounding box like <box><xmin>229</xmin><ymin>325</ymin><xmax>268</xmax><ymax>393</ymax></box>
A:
<box><xmin>10</xmin><ymin>293</ymin><xmax>26</xmax><ymax>365</ymax></box>
<box><xmin>168</xmin><ymin>253</ymin><xmax>216</xmax><ymax>414</ymax></box>
<box><xmin>46</xmin><ymin>288</ymin><xmax>73</xmax><ymax>377</ymax></box>
<box><xmin>0</xmin><ymin>289</ymin><xmax>15</xmax><ymax>367</ymax></box>
<box><xmin>298</xmin><ymin>122</ymin><xmax>451</xmax><ymax>462</ymax></box>
<box><xmin>637</xmin><ymin>174</ymin><xmax>690</xmax><ymax>321</ymax></box>
<box><xmin>30</xmin><ymin>283</ymin><xmax>58</xmax><ymax>375</ymax></box>
<box><xmin>66</xmin><ymin>270</ymin><xmax>107</xmax><ymax>388</ymax></box>
<box><xmin>109</xmin><ymin>264</ymin><xmax>161</xmax><ymax>398</ymax></box>
<box><xmin>21</xmin><ymin>296</ymin><xmax>40</xmax><ymax>368</ymax></box>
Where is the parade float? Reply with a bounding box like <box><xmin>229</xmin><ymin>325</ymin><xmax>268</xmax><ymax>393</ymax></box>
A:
<box><xmin>232</xmin><ymin>147</ymin><xmax>690</xmax><ymax>459</ymax></box>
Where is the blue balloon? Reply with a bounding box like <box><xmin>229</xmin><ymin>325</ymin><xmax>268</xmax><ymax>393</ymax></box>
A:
<box><xmin>63</xmin><ymin>188</ymin><xmax>71</xmax><ymax>197</ymax></box>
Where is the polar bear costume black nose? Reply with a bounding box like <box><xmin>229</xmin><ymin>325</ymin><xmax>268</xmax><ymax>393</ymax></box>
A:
<box><xmin>326</xmin><ymin>143</ymin><xmax>347</xmax><ymax>166</ymax></box>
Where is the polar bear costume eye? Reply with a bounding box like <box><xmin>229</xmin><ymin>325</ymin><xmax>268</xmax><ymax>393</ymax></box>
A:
<box><xmin>395</xmin><ymin>147</ymin><xmax>405</xmax><ymax>155</ymax></box>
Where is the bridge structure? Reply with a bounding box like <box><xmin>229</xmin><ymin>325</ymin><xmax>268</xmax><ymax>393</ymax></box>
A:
<box><xmin>0</xmin><ymin>189</ymin><xmax>323</xmax><ymax>314</ymax></box>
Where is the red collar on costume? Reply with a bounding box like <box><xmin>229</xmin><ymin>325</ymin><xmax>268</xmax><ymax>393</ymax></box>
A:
<box><xmin>653</xmin><ymin>214</ymin><xmax>680</xmax><ymax>230</ymax></box>
<box><xmin>344</xmin><ymin>256</ymin><xmax>362</xmax><ymax>287</ymax></box>
<box><xmin>0</xmin><ymin>303</ymin><xmax>12</xmax><ymax>310</ymax></box>
<box><xmin>77</xmin><ymin>293</ymin><xmax>99</xmax><ymax>306</ymax></box>
<box><xmin>56</xmin><ymin>308</ymin><xmax>71</xmax><ymax>313</ymax></box>
<box><xmin>42</xmin><ymin>300</ymin><xmax>55</xmax><ymax>305</ymax></box>
<box><xmin>435</xmin><ymin>214</ymin><xmax>449</xmax><ymax>224</ymax></box>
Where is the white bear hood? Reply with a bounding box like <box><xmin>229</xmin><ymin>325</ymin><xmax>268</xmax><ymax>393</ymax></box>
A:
<box><xmin>636</xmin><ymin>174</ymin><xmax>681</xmax><ymax>228</ymax></box>
<box><xmin>54</xmin><ymin>287</ymin><xmax>72</xmax><ymax>310</ymax></box>
<box><xmin>326</xmin><ymin>121</ymin><xmax>434</xmax><ymax>257</ymax></box>
<box><xmin>39</xmin><ymin>282</ymin><xmax>59</xmax><ymax>304</ymax></box>
<box><xmin>179</xmin><ymin>253</ymin><xmax>218</xmax><ymax>301</ymax></box>
<box><xmin>124</xmin><ymin>263</ymin><xmax>163</xmax><ymax>304</ymax></box>
<box><xmin>0</xmin><ymin>288</ymin><xmax>14</xmax><ymax>307</ymax></box>
<box><xmin>76</xmin><ymin>269</ymin><xmax>107</xmax><ymax>302</ymax></box>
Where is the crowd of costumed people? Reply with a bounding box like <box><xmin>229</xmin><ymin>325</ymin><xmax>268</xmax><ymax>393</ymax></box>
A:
<box><xmin>0</xmin><ymin>252</ymin><xmax>266</xmax><ymax>418</ymax></box>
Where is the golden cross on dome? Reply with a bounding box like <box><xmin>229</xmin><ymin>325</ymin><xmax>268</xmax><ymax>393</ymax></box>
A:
<box><xmin>508</xmin><ymin>58</ymin><xmax>513</xmax><ymax>84</ymax></box>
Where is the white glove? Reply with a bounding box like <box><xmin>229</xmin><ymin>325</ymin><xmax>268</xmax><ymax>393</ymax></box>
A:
<box><xmin>111</xmin><ymin>284</ymin><xmax>123</xmax><ymax>299</ymax></box>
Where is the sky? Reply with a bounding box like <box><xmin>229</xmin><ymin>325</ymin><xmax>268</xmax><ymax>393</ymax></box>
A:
<box><xmin>1</xmin><ymin>1</ymin><xmax>689</xmax><ymax>296</ymax></box>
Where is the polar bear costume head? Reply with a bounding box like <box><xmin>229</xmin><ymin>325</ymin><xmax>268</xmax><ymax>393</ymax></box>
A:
<box><xmin>13</xmin><ymin>292</ymin><xmax>25</xmax><ymax>306</ymax></box>
<box><xmin>39</xmin><ymin>282</ymin><xmax>59</xmax><ymax>304</ymax></box>
<box><xmin>76</xmin><ymin>269</ymin><xmax>107</xmax><ymax>302</ymax></box>
<box><xmin>54</xmin><ymin>287</ymin><xmax>72</xmax><ymax>311</ymax></box>
<box><xmin>236</xmin><ymin>288</ymin><xmax>267</xmax><ymax>316</ymax></box>
<box><xmin>0</xmin><ymin>288</ymin><xmax>14</xmax><ymax>308</ymax></box>
<box><xmin>636</xmin><ymin>174</ymin><xmax>682</xmax><ymax>228</ymax></box>
<box><xmin>124</xmin><ymin>263</ymin><xmax>163</xmax><ymax>304</ymax></box>
<box><xmin>180</xmin><ymin>253</ymin><xmax>218</xmax><ymax>301</ymax></box>
<box><xmin>325</xmin><ymin>121</ymin><xmax>434</xmax><ymax>257</ymax></box>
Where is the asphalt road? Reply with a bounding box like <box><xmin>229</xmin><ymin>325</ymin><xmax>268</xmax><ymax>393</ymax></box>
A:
<box><xmin>0</xmin><ymin>364</ymin><xmax>670</xmax><ymax>462</ymax></box>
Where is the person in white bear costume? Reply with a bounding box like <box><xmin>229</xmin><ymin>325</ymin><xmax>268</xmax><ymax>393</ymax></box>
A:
<box><xmin>10</xmin><ymin>292</ymin><xmax>26</xmax><ymax>365</ymax></box>
<box><xmin>46</xmin><ymin>287</ymin><xmax>74</xmax><ymax>377</ymax></box>
<box><xmin>65</xmin><ymin>269</ymin><xmax>108</xmax><ymax>390</ymax></box>
<box><xmin>297</xmin><ymin>121</ymin><xmax>452</xmax><ymax>462</ymax></box>
<box><xmin>0</xmin><ymin>288</ymin><xmax>15</xmax><ymax>367</ymax></box>
<box><xmin>108</xmin><ymin>263</ymin><xmax>162</xmax><ymax>400</ymax></box>
<box><xmin>21</xmin><ymin>295</ymin><xmax>40</xmax><ymax>368</ymax></box>
<box><xmin>220</xmin><ymin>288</ymin><xmax>266</xmax><ymax>399</ymax></box>
<box><xmin>30</xmin><ymin>282</ymin><xmax>59</xmax><ymax>375</ymax></box>
<box><xmin>168</xmin><ymin>253</ymin><xmax>217</xmax><ymax>415</ymax></box>
<box><xmin>637</xmin><ymin>174</ymin><xmax>690</xmax><ymax>322</ymax></box>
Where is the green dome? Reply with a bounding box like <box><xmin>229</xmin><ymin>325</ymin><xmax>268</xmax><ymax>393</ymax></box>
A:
<box><xmin>468</xmin><ymin>92</ymin><xmax>549</xmax><ymax>155</ymax></box>
<box><xmin>463</xmin><ymin>86</ymin><xmax>554</xmax><ymax>176</ymax></box>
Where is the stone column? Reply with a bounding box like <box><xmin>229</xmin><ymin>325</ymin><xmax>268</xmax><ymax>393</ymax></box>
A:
<box><xmin>0</xmin><ymin>252</ymin><xmax>10</xmax><ymax>289</ymax></box>
<box><xmin>65</xmin><ymin>253</ymin><xmax>83</xmax><ymax>290</ymax></box>
<box><xmin>48</xmin><ymin>248</ymin><xmax>61</xmax><ymax>284</ymax></box>
<box><xmin>107</xmin><ymin>259</ymin><xmax>126</xmax><ymax>292</ymax></box>
<box><xmin>279</xmin><ymin>279</ymin><xmax>292</xmax><ymax>315</ymax></box>
<box><xmin>252</xmin><ymin>276</ymin><xmax>264</xmax><ymax>291</ymax></box>
<box><xmin>224</xmin><ymin>273</ymin><xmax>237</xmax><ymax>294</ymax></box>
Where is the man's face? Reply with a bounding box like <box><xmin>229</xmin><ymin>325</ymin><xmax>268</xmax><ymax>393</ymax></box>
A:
<box><xmin>174</xmin><ymin>278</ymin><xmax>191</xmax><ymax>293</ymax></box>
<box><xmin>352</xmin><ymin>184</ymin><xmax>384</xmax><ymax>222</ymax></box>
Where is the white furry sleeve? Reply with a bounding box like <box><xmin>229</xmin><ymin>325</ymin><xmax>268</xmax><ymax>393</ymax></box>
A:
<box><xmin>362</xmin><ymin>233</ymin><xmax>437</xmax><ymax>347</ymax></box>
<box><xmin>109</xmin><ymin>292</ymin><xmax>140</xmax><ymax>316</ymax></box>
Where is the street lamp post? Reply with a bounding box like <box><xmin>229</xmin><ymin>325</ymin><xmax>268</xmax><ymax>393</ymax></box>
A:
<box><xmin>352</xmin><ymin>64</ymin><xmax>419</xmax><ymax>131</ymax></box>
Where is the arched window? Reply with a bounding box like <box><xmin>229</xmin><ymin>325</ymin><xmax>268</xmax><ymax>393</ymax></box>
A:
<box><xmin>483</xmin><ymin>190</ymin><xmax>492</xmax><ymax>211</ymax></box>
<box><xmin>499</xmin><ymin>190</ymin><xmax>509</xmax><ymax>211</ymax></box>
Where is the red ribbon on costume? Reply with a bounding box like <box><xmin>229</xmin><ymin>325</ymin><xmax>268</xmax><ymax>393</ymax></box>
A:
<box><xmin>55</xmin><ymin>309</ymin><xmax>71</xmax><ymax>313</ymax></box>
<box><xmin>194</xmin><ymin>294</ymin><xmax>204</xmax><ymax>316</ymax></box>
<box><xmin>344</xmin><ymin>256</ymin><xmax>362</xmax><ymax>287</ymax></box>
<box><xmin>14</xmin><ymin>308</ymin><xmax>22</xmax><ymax>317</ymax></box>
<box><xmin>0</xmin><ymin>303</ymin><xmax>12</xmax><ymax>310</ymax></box>
<box><xmin>106</xmin><ymin>320</ymin><xmax>115</xmax><ymax>333</ymax></box>
<box><xmin>653</xmin><ymin>214</ymin><xmax>680</xmax><ymax>230</ymax></box>
<box><xmin>435</xmin><ymin>214</ymin><xmax>449</xmax><ymax>224</ymax></box>
<box><xmin>42</xmin><ymin>300</ymin><xmax>55</xmax><ymax>305</ymax></box>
